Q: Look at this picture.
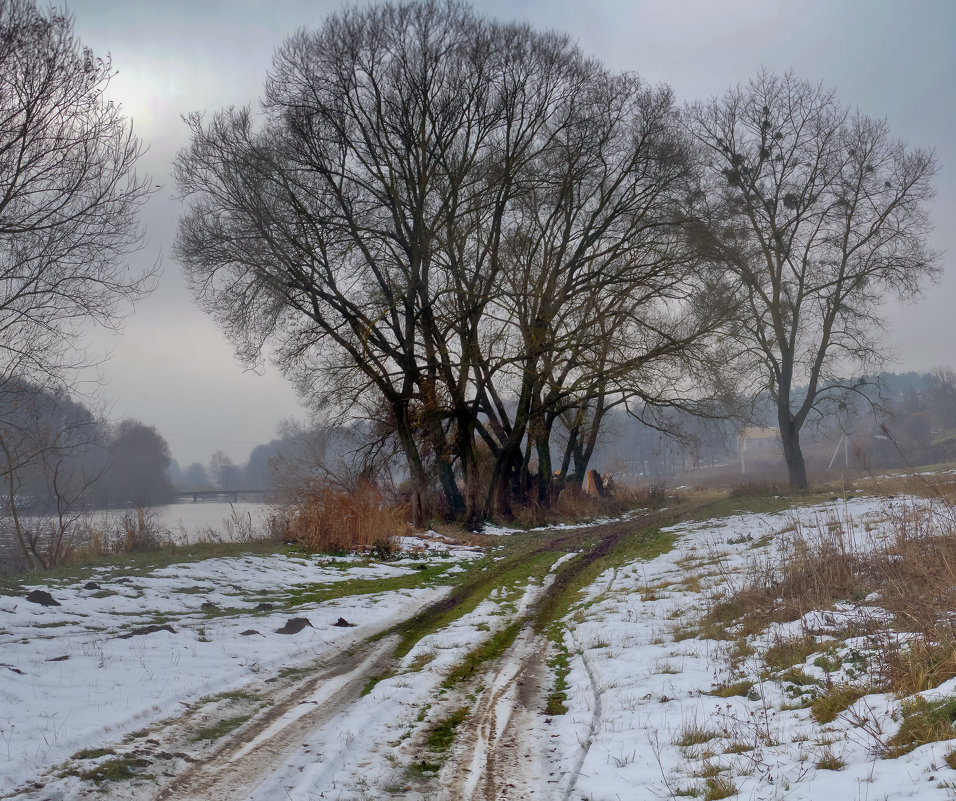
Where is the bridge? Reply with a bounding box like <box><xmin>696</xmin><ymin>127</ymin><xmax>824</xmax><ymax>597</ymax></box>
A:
<box><xmin>174</xmin><ymin>489</ymin><xmax>272</xmax><ymax>504</ymax></box>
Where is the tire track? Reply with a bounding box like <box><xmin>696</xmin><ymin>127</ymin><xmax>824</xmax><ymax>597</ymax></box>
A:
<box><xmin>438</xmin><ymin>517</ymin><xmax>666</xmax><ymax>801</ymax></box>
<box><xmin>561</xmin><ymin>629</ymin><xmax>602</xmax><ymax>801</ymax></box>
<box><xmin>443</xmin><ymin>630</ymin><xmax>549</xmax><ymax>801</ymax></box>
<box><xmin>40</xmin><ymin>515</ymin><xmax>670</xmax><ymax>801</ymax></box>
<box><xmin>154</xmin><ymin>635</ymin><xmax>397</xmax><ymax>801</ymax></box>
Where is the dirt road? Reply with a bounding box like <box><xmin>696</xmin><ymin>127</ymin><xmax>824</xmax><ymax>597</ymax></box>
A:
<box><xmin>13</xmin><ymin>517</ymin><xmax>664</xmax><ymax>801</ymax></box>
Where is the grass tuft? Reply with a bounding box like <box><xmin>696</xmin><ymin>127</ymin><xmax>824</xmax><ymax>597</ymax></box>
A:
<box><xmin>708</xmin><ymin>680</ymin><xmax>753</xmax><ymax>698</ymax></box>
<box><xmin>425</xmin><ymin>707</ymin><xmax>470</xmax><ymax>752</ymax></box>
<box><xmin>881</xmin><ymin>635</ymin><xmax>956</xmax><ymax>696</ymax></box>
<box><xmin>811</xmin><ymin>684</ymin><xmax>867</xmax><ymax>723</ymax></box>
<box><xmin>815</xmin><ymin>747</ymin><xmax>845</xmax><ymax>771</ymax></box>
<box><xmin>884</xmin><ymin>696</ymin><xmax>956</xmax><ymax>758</ymax></box>
<box><xmin>764</xmin><ymin>634</ymin><xmax>817</xmax><ymax>671</ymax></box>
<box><xmin>703</xmin><ymin>774</ymin><xmax>737</xmax><ymax>800</ymax></box>
<box><xmin>192</xmin><ymin>714</ymin><xmax>251</xmax><ymax>742</ymax></box>
<box><xmin>674</xmin><ymin>722</ymin><xmax>719</xmax><ymax>748</ymax></box>
<box><xmin>72</xmin><ymin>747</ymin><xmax>113</xmax><ymax>760</ymax></box>
<box><xmin>77</xmin><ymin>755</ymin><xmax>150</xmax><ymax>782</ymax></box>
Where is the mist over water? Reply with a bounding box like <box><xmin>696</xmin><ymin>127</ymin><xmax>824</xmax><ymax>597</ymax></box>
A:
<box><xmin>1</xmin><ymin>502</ymin><xmax>275</xmax><ymax>573</ymax></box>
<box><xmin>124</xmin><ymin>501</ymin><xmax>274</xmax><ymax>544</ymax></box>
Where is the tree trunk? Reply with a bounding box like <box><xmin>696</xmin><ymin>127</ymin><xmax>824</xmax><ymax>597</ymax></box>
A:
<box><xmin>434</xmin><ymin>455</ymin><xmax>464</xmax><ymax>518</ymax></box>
<box><xmin>456</xmin><ymin>417</ymin><xmax>485</xmax><ymax>531</ymax></box>
<box><xmin>393</xmin><ymin>403</ymin><xmax>428</xmax><ymax>528</ymax></box>
<box><xmin>488</xmin><ymin>444</ymin><xmax>522</xmax><ymax>518</ymax></box>
<box><xmin>778</xmin><ymin>417</ymin><xmax>808</xmax><ymax>490</ymax></box>
<box><xmin>529</xmin><ymin>415</ymin><xmax>554</xmax><ymax>506</ymax></box>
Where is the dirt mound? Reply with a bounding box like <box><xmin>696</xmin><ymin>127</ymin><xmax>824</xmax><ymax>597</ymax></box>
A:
<box><xmin>120</xmin><ymin>624</ymin><xmax>176</xmax><ymax>639</ymax></box>
<box><xmin>25</xmin><ymin>590</ymin><xmax>59</xmax><ymax>606</ymax></box>
<box><xmin>276</xmin><ymin>617</ymin><xmax>313</xmax><ymax>634</ymax></box>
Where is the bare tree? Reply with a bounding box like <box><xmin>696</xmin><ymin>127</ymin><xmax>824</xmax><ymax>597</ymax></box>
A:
<box><xmin>0</xmin><ymin>0</ymin><xmax>154</xmax><ymax>567</ymax></box>
<box><xmin>0</xmin><ymin>0</ymin><xmax>154</xmax><ymax>388</ymax></box>
<box><xmin>686</xmin><ymin>71</ymin><xmax>939</xmax><ymax>488</ymax></box>
<box><xmin>95</xmin><ymin>419</ymin><xmax>174</xmax><ymax>506</ymax></box>
<box><xmin>181</xmin><ymin>461</ymin><xmax>211</xmax><ymax>490</ymax></box>
<box><xmin>0</xmin><ymin>379</ymin><xmax>106</xmax><ymax>569</ymax></box>
<box><xmin>208</xmin><ymin>450</ymin><xmax>239</xmax><ymax>491</ymax></box>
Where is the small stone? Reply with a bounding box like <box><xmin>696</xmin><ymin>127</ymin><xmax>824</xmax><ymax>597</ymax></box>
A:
<box><xmin>332</xmin><ymin>617</ymin><xmax>356</xmax><ymax>628</ymax></box>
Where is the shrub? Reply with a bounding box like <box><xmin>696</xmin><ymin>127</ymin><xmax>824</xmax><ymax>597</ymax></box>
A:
<box><xmin>70</xmin><ymin>508</ymin><xmax>173</xmax><ymax>560</ymax></box>
<box><xmin>285</xmin><ymin>480</ymin><xmax>407</xmax><ymax>554</ymax></box>
<box><xmin>119</xmin><ymin>508</ymin><xmax>169</xmax><ymax>552</ymax></box>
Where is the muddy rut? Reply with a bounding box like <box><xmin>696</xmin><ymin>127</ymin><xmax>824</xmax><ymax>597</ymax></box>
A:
<box><xmin>157</xmin><ymin>517</ymin><xmax>654</xmax><ymax>801</ymax></box>
<box><xmin>433</xmin><ymin>517</ymin><xmax>658</xmax><ymax>800</ymax></box>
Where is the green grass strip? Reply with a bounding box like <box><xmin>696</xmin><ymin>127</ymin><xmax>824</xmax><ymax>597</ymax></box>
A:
<box><xmin>441</xmin><ymin>621</ymin><xmax>523</xmax><ymax>689</ymax></box>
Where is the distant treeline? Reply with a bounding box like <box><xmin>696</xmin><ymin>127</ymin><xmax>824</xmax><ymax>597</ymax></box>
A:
<box><xmin>4</xmin><ymin>369</ymin><xmax>953</xmax><ymax>517</ymax></box>
<box><xmin>585</xmin><ymin>369</ymin><xmax>956</xmax><ymax>481</ymax></box>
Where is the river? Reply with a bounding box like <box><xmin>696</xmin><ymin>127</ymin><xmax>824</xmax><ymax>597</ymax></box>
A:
<box><xmin>1</xmin><ymin>501</ymin><xmax>277</xmax><ymax>574</ymax></box>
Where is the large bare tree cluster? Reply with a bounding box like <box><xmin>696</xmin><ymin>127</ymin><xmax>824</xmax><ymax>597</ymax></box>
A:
<box><xmin>176</xmin><ymin>1</ymin><xmax>938</xmax><ymax>516</ymax></box>
<box><xmin>0</xmin><ymin>0</ymin><xmax>938</xmax><ymax>565</ymax></box>
<box><xmin>175</xmin><ymin>1</ymin><xmax>729</xmax><ymax>526</ymax></box>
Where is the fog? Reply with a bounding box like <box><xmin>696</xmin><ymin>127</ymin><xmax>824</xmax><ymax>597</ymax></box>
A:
<box><xmin>62</xmin><ymin>0</ymin><xmax>954</xmax><ymax>468</ymax></box>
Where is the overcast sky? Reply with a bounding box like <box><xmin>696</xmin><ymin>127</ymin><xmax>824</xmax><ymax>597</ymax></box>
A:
<box><xmin>67</xmin><ymin>0</ymin><xmax>956</xmax><ymax>468</ymax></box>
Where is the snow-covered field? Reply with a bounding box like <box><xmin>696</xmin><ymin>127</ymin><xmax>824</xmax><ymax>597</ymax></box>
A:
<box><xmin>0</xmin><ymin>535</ymin><xmax>481</xmax><ymax>794</ymax></box>
<box><xmin>552</xmin><ymin>495</ymin><xmax>956</xmax><ymax>801</ymax></box>
<box><xmin>3</xmin><ymin>495</ymin><xmax>956</xmax><ymax>800</ymax></box>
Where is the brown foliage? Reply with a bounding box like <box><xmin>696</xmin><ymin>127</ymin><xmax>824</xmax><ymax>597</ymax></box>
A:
<box><xmin>284</xmin><ymin>480</ymin><xmax>408</xmax><ymax>555</ymax></box>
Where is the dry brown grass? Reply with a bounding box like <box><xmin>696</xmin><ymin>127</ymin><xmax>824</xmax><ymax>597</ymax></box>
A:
<box><xmin>505</xmin><ymin>482</ymin><xmax>642</xmax><ymax>529</ymax></box>
<box><xmin>701</xmin><ymin>517</ymin><xmax>866</xmax><ymax>638</ymax></box>
<box><xmin>856</xmin><ymin>471</ymin><xmax>956</xmax><ymax>502</ymax></box>
<box><xmin>883</xmin><ymin>695</ymin><xmax>956</xmax><ymax>757</ymax></box>
<box><xmin>877</xmin><ymin>634</ymin><xmax>956</xmax><ymax>696</ymax></box>
<box><xmin>284</xmin><ymin>480</ymin><xmax>409</xmax><ymax>554</ymax></box>
<box><xmin>706</xmin><ymin>502</ymin><xmax>956</xmax><ymax>637</ymax></box>
<box><xmin>701</xmin><ymin>496</ymin><xmax>956</xmax><ymax>698</ymax></box>
<box><xmin>811</xmin><ymin>684</ymin><xmax>868</xmax><ymax>723</ymax></box>
<box><xmin>72</xmin><ymin>508</ymin><xmax>174</xmax><ymax>560</ymax></box>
